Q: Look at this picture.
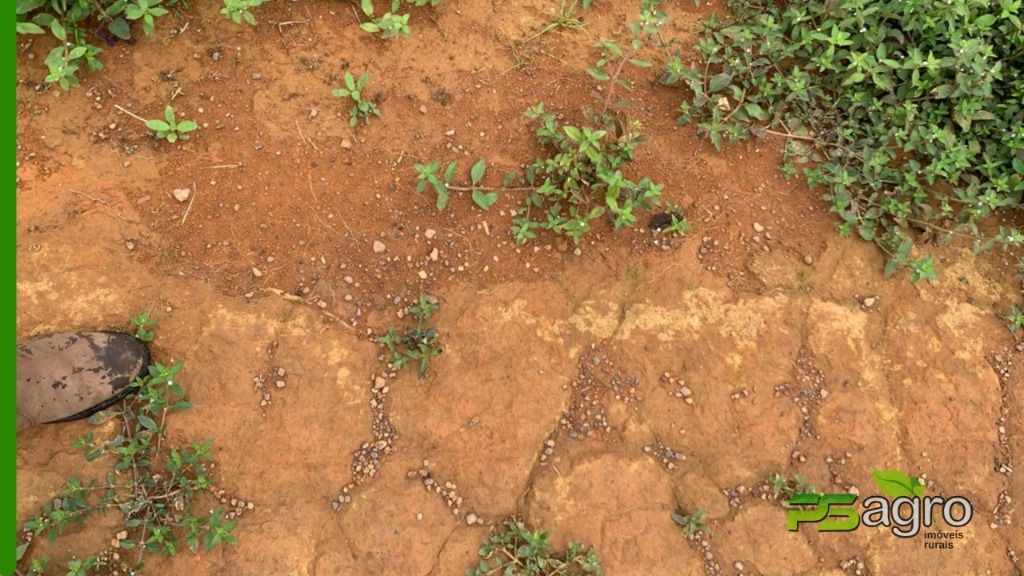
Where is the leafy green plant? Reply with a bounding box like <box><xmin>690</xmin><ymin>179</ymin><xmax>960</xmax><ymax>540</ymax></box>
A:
<box><xmin>587</xmin><ymin>0</ymin><xmax>666</xmax><ymax>113</ymax></box>
<box><xmin>15</xmin><ymin>314</ymin><xmax>239</xmax><ymax>576</ymax></box>
<box><xmin>469</xmin><ymin>519</ymin><xmax>602</xmax><ymax>576</ymax></box>
<box><xmin>1005</xmin><ymin>305</ymin><xmax>1024</xmax><ymax>333</ymax></box>
<box><xmin>220</xmin><ymin>0</ymin><xmax>268</xmax><ymax>25</ymax></box>
<box><xmin>145</xmin><ymin>105</ymin><xmax>198</xmax><ymax>143</ymax></box>
<box><xmin>17</xmin><ymin>0</ymin><xmax>266</xmax><ymax>89</ymax></box>
<box><xmin>416</xmin><ymin>3</ymin><xmax>683</xmax><ymax>245</ymax></box>
<box><xmin>332</xmin><ymin>71</ymin><xmax>381</xmax><ymax>127</ymax></box>
<box><xmin>377</xmin><ymin>294</ymin><xmax>443</xmax><ymax>378</ymax></box>
<box><xmin>671</xmin><ymin>509</ymin><xmax>708</xmax><ymax>536</ymax></box>
<box><xmin>358</xmin><ymin>0</ymin><xmax>441</xmax><ymax>38</ymax></box>
<box><xmin>124</xmin><ymin>0</ymin><xmax>168</xmax><ymax>36</ymax></box>
<box><xmin>669</xmin><ymin>0</ymin><xmax>1024</xmax><ymax>282</ymax></box>
<box><xmin>415</xmin><ymin>158</ymin><xmax>499</xmax><ymax>211</ymax></box>
<box><xmin>525</xmin><ymin>0</ymin><xmax>587</xmax><ymax>42</ymax></box>
<box><xmin>129</xmin><ymin>311</ymin><xmax>156</xmax><ymax>342</ymax></box>
<box><xmin>769</xmin><ymin>472</ymin><xmax>818</xmax><ymax>499</ymax></box>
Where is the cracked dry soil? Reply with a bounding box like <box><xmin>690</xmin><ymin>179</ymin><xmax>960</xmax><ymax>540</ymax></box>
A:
<box><xmin>15</xmin><ymin>0</ymin><xmax>1024</xmax><ymax>575</ymax></box>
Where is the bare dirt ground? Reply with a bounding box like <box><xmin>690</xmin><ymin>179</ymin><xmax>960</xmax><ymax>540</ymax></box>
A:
<box><xmin>15</xmin><ymin>1</ymin><xmax>1024</xmax><ymax>574</ymax></box>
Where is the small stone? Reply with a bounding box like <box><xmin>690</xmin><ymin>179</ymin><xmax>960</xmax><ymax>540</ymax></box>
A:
<box><xmin>172</xmin><ymin>188</ymin><xmax>191</xmax><ymax>202</ymax></box>
<box><xmin>466</xmin><ymin>513</ymin><xmax>478</xmax><ymax>525</ymax></box>
<box><xmin>419</xmin><ymin>105</ymin><xmax>428</xmax><ymax>114</ymax></box>
<box><xmin>252</xmin><ymin>267</ymin><xmax>263</xmax><ymax>278</ymax></box>
<box><xmin>373</xmin><ymin>241</ymin><xmax>386</xmax><ymax>254</ymax></box>
<box><xmin>374</xmin><ymin>377</ymin><xmax>386</xmax><ymax>390</ymax></box>
<box><xmin>803</xmin><ymin>255</ymin><xmax>813</xmax><ymax>265</ymax></box>
<box><xmin>418</xmin><ymin>270</ymin><xmax>428</xmax><ymax>279</ymax></box>
<box><xmin>275</xmin><ymin>380</ymin><xmax>286</xmax><ymax>388</ymax></box>
<box><xmin>429</xmin><ymin>247</ymin><xmax>439</xmax><ymax>261</ymax></box>
<box><xmin>753</xmin><ymin>222</ymin><xmax>765</xmax><ymax>233</ymax></box>
<box><xmin>425</xmin><ymin>229</ymin><xmax>437</xmax><ymax>239</ymax></box>
<box><xmin>341</xmin><ymin>139</ymin><xmax>352</xmax><ymax>149</ymax></box>
<box><xmin>862</xmin><ymin>296</ymin><xmax>877</xmax><ymax>308</ymax></box>
<box><xmin>116</xmin><ymin>531</ymin><xmax>128</xmax><ymax>541</ymax></box>
<box><xmin>734</xmin><ymin>561</ymin><xmax>744</xmax><ymax>571</ymax></box>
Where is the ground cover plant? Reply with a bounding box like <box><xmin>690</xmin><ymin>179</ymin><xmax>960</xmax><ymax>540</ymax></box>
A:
<box><xmin>332</xmin><ymin>71</ymin><xmax>382</xmax><ymax>127</ymax></box>
<box><xmin>15</xmin><ymin>314</ymin><xmax>238</xmax><ymax>576</ymax></box>
<box><xmin>665</xmin><ymin>0</ymin><xmax>1024</xmax><ymax>285</ymax></box>
<box><xmin>16</xmin><ymin>0</ymin><xmax>264</xmax><ymax>89</ymax></box>
<box><xmin>358</xmin><ymin>0</ymin><xmax>444</xmax><ymax>39</ymax></box>
<box><xmin>417</xmin><ymin>0</ymin><xmax>690</xmax><ymax>245</ymax></box>
<box><xmin>468</xmin><ymin>519</ymin><xmax>602</xmax><ymax>576</ymax></box>
<box><xmin>376</xmin><ymin>294</ymin><xmax>443</xmax><ymax>378</ymax></box>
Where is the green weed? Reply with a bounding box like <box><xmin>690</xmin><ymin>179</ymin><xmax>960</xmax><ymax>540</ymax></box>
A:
<box><xmin>359</xmin><ymin>0</ymin><xmax>443</xmax><ymax>38</ymax></box>
<box><xmin>469</xmin><ymin>519</ymin><xmax>602</xmax><ymax>576</ymax></box>
<box><xmin>769</xmin><ymin>472</ymin><xmax>817</xmax><ymax>499</ymax></box>
<box><xmin>417</xmin><ymin>2</ymin><xmax>683</xmax><ymax>245</ymax></box>
<box><xmin>332</xmin><ymin>71</ymin><xmax>381</xmax><ymax>127</ymax></box>
<box><xmin>145</xmin><ymin>105</ymin><xmax>198</xmax><ymax>143</ymax></box>
<box><xmin>18</xmin><ymin>0</ymin><xmax>267</xmax><ymax>89</ymax></box>
<box><xmin>668</xmin><ymin>0</ymin><xmax>1024</xmax><ymax>282</ymax></box>
<box><xmin>1005</xmin><ymin>305</ymin><xmax>1024</xmax><ymax>333</ymax></box>
<box><xmin>129</xmin><ymin>311</ymin><xmax>155</xmax><ymax>342</ymax></box>
<box><xmin>671</xmin><ymin>509</ymin><xmax>708</xmax><ymax>536</ymax></box>
<box><xmin>15</xmin><ymin>314</ymin><xmax>238</xmax><ymax>576</ymax></box>
<box><xmin>377</xmin><ymin>294</ymin><xmax>443</xmax><ymax>378</ymax></box>
<box><xmin>220</xmin><ymin>0</ymin><xmax>267</xmax><ymax>25</ymax></box>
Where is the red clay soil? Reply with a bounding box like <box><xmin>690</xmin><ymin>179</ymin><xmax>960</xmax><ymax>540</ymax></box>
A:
<box><xmin>15</xmin><ymin>1</ymin><xmax>1024</xmax><ymax>575</ymax></box>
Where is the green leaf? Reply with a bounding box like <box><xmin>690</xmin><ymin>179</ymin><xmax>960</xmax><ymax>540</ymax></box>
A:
<box><xmin>137</xmin><ymin>414</ymin><xmax>159</xmax><ymax>430</ymax></box>
<box><xmin>470</xmin><ymin>158</ymin><xmax>487</xmax><ymax>185</ymax></box>
<box><xmin>108</xmin><ymin>17</ymin><xmax>131</xmax><ymax>39</ymax></box>
<box><xmin>49</xmin><ymin>19</ymin><xmax>65</xmax><ymax>41</ymax></box>
<box><xmin>443</xmin><ymin>160</ymin><xmax>458</xmax><ymax>184</ymax></box>
<box><xmin>361</xmin><ymin>0</ymin><xmax>374</xmax><ymax>15</ymax></box>
<box><xmin>17</xmin><ymin>0</ymin><xmax>46</xmax><ymax>15</ymax></box>
<box><xmin>145</xmin><ymin>119</ymin><xmax>171</xmax><ymax>131</ymax></box>
<box><xmin>708</xmin><ymin>72</ymin><xmax>732</xmax><ymax>93</ymax></box>
<box><xmin>472</xmin><ymin>190</ymin><xmax>497</xmax><ymax>210</ymax></box>
<box><xmin>872</xmin><ymin>469</ymin><xmax>923</xmax><ymax>498</ymax></box>
<box><xmin>17</xmin><ymin>22</ymin><xmax>45</xmax><ymax>34</ymax></box>
<box><xmin>586</xmin><ymin>67</ymin><xmax>610</xmax><ymax>81</ymax></box>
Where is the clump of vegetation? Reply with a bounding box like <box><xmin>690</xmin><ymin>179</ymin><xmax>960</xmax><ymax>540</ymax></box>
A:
<box><xmin>469</xmin><ymin>519</ymin><xmax>602</xmax><ymax>576</ymax></box>
<box><xmin>417</xmin><ymin>1</ymin><xmax>688</xmax><ymax>245</ymax></box>
<box><xmin>16</xmin><ymin>314</ymin><xmax>238</xmax><ymax>576</ymax></box>
<box><xmin>130</xmin><ymin>311</ymin><xmax>156</xmax><ymax>342</ymax></box>
<box><xmin>667</xmin><ymin>0</ymin><xmax>1024</xmax><ymax>283</ymax></box>
<box><xmin>17</xmin><ymin>0</ymin><xmax>266</xmax><ymax>89</ymax></box>
<box><xmin>769</xmin><ymin>472</ymin><xmax>817</xmax><ymax>499</ymax></box>
<box><xmin>332</xmin><ymin>71</ymin><xmax>381</xmax><ymax>127</ymax></box>
<box><xmin>145</xmin><ymin>105</ymin><xmax>198</xmax><ymax>143</ymax></box>
<box><xmin>358</xmin><ymin>0</ymin><xmax>443</xmax><ymax>39</ymax></box>
<box><xmin>376</xmin><ymin>294</ymin><xmax>443</xmax><ymax>378</ymax></box>
<box><xmin>1005</xmin><ymin>305</ymin><xmax>1024</xmax><ymax>333</ymax></box>
<box><xmin>671</xmin><ymin>509</ymin><xmax>709</xmax><ymax>536</ymax></box>
<box><xmin>221</xmin><ymin>0</ymin><xmax>268</xmax><ymax>25</ymax></box>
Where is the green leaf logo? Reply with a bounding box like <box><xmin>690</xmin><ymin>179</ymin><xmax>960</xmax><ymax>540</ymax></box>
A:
<box><xmin>872</xmin><ymin>469</ymin><xmax>926</xmax><ymax>498</ymax></box>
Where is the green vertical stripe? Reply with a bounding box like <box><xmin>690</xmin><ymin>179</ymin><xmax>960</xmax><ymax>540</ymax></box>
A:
<box><xmin>5</xmin><ymin>1</ymin><xmax>17</xmax><ymax>572</ymax></box>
